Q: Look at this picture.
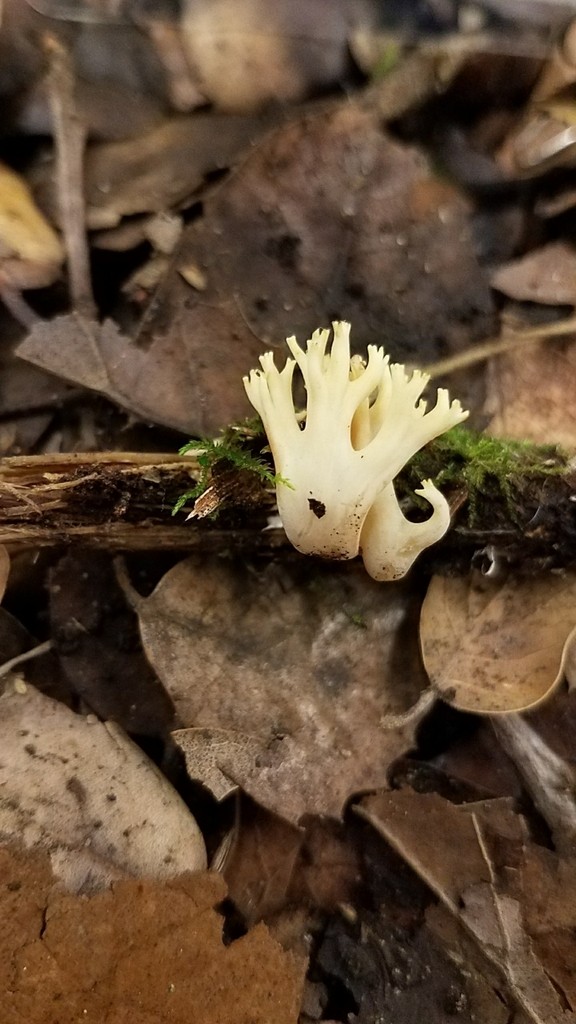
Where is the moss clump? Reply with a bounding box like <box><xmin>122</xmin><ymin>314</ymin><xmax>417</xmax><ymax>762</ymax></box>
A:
<box><xmin>400</xmin><ymin>425</ymin><xmax>568</xmax><ymax>524</ymax></box>
<box><xmin>174</xmin><ymin>420</ymin><xmax>569</xmax><ymax>527</ymax></box>
<box><xmin>172</xmin><ymin>419</ymin><xmax>288</xmax><ymax>516</ymax></box>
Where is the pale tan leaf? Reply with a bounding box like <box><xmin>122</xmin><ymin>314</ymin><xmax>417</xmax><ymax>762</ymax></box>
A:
<box><xmin>172</xmin><ymin>727</ymin><xmax>264</xmax><ymax>801</ymax></box>
<box><xmin>179</xmin><ymin>0</ymin><xmax>366</xmax><ymax>111</ymax></box>
<box><xmin>420</xmin><ymin>571</ymin><xmax>576</xmax><ymax>713</ymax></box>
<box><xmin>485</xmin><ymin>334</ymin><xmax>576</xmax><ymax>447</ymax></box>
<box><xmin>0</xmin><ymin>681</ymin><xmax>206</xmax><ymax>891</ymax></box>
<box><xmin>491</xmin><ymin>241</ymin><xmax>576</xmax><ymax>306</ymax></box>
<box><xmin>128</xmin><ymin>555</ymin><xmax>428</xmax><ymax>822</ymax></box>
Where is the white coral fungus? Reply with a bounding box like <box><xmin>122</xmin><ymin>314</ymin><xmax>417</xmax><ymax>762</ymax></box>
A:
<box><xmin>243</xmin><ymin>321</ymin><xmax>468</xmax><ymax>580</ymax></box>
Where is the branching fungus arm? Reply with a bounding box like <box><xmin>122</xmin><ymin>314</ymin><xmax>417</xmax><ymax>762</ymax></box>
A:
<box><xmin>243</xmin><ymin>321</ymin><xmax>468</xmax><ymax>576</ymax></box>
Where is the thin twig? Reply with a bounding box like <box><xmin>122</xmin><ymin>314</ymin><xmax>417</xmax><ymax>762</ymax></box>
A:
<box><xmin>425</xmin><ymin>314</ymin><xmax>576</xmax><ymax>377</ymax></box>
<box><xmin>0</xmin><ymin>640</ymin><xmax>53</xmax><ymax>682</ymax></box>
<box><xmin>45</xmin><ymin>33</ymin><xmax>96</xmax><ymax>320</ymax></box>
<box><xmin>0</xmin><ymin>285</ymin><xmax>41</xmax><ymax>330</ymax></box>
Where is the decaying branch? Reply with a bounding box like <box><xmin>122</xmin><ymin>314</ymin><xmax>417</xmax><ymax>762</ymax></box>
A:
<box><xmin>0</xmin><ymin>449</ymin><xmax>574</xmax><ymax>572</ymax></box>
<box><xmin>0</xmin><ymin>452</ymin><xmax>275</xmax><ymax>552</ymax></box>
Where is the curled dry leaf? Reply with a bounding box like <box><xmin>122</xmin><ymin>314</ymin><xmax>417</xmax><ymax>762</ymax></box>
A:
<box><xmin>126</xmin><ymin>555</ymin><xmax>428</xmax><ymax>822</ymax></box>
<box><xmin>0</xmin><ymin>681</ymin><xmax>206</xmax><ymax>891</ymax></box>
<box><xmin>17</xmin><ymin>312</ymin><xmax>210</xmax><ymax>434</ymax></box>
<box><xmin>420</xmin><ymin>571</ymin><xmax>576</xmax><ymax>714</ymax></box>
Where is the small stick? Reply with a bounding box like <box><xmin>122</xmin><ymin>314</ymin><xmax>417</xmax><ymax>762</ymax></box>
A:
<box><xmin>0</xmin><ymin>640</ymin><xmax>53</xmax><ymax>682</ymax></box>
<box><xmin>0</xmin><ymin>284</ymin><xmax>41</xmax><ymax>330</ymax></box>
<box><xmin>44</xmin><ymin>32</ymin><xmax>96</xmax><ymax>320</ymax></box>
<box><xmin>424</xmin><ymin>314</ymin><xmax>576</xmax><ymax>377</ymax></box>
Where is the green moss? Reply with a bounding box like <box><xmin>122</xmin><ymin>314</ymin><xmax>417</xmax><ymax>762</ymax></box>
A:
<box><xmin>174</xmin><ymin>419</ymin><xmax>568</xmax><ymax>525</ymax></box>
<box><xmin>400</xmin><ymin>425</ymin><xmax>567</xmax><ymax>524</ymax></box>
<box><xmin>172</xmin><ymin>419</ymin><xmax>290</xmax><ymax>515</ymax></box>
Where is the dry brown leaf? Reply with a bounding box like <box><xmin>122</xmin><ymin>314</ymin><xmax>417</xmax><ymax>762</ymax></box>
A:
<box><xmin>179</xmin><ymin>0</ymin><xmax>372</xmax><ymax>111</ymax></box>
<box><xmin>20</xmin><ymin>102</ymin><xmax>493</xmax><ymax>436</ymax></box>
<box><xmin>222</xmin><ymin>801</ymin><xmax>304</xmax><ymax>926</ymax></box>
<box><xmin>0</xmin><ymin>681</ymin><xmax>206</xmax><ymax>891</ymax></box>
<box><xmin>17</xmin><ymin>311</ymin><xmax>222</xmax><ymax>434</ymax></box>
<box><xmin>358</xmin><ymin>791</ymin><xmax>576</xmax><ymax>1024</ymax></box>
<box><xmin>33</xmin><ymin>114</ymin><xmax>270</xmax><ymax>232</ymax></box>
<box><xmin>288</xmin><ymin>817</ymin><xmax>362</xmax><ymax>912</ymax></box>
<box><xmin>0</xmin><ymin>845</ymin><xmax>306</xmax><ymax>1024</ymax></box>
<box><xmin>485</xmin><ymin>332</ymin><xmax>576</xmax><ymax>447</ymax></box>
<box><xmin>491</xmin><ymin>241</ymin><xmax>576</xmax><ymax>306</ymax></box>
<box><xmin>519</xmin><ymin>846</ymin><xmax>576</xmax><ymax>1009</ymax></box>
<box><xmin>128</xmin><ymin>101</ymin><xmax>492</xmax><ymax>435</ymax></box>
<box><xmin>359</xmin><ymin>791</ymin><xmax>515</xmax><ymax>916</ymax></box>
<box><xmin>420</xmin><ymin>571</ymin><xmax>576</xmax><ymax>714</ymax></box>
<box><xmin>126</xmin><ymin>555</ymin><xmax>428</xmax><ymax>822</ymax></box>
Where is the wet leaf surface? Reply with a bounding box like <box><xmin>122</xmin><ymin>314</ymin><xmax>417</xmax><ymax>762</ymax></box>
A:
<box><xmin>491</xmin><ymin>241</ymin><xmax>576</xmax><ymax>307</ymax></box>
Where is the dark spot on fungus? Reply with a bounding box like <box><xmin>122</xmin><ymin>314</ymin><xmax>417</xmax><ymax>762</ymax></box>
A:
<box><xmin>308</xmin><ymin>498</ymin><xmax>326</xmax><ymax>519</ymax></box>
